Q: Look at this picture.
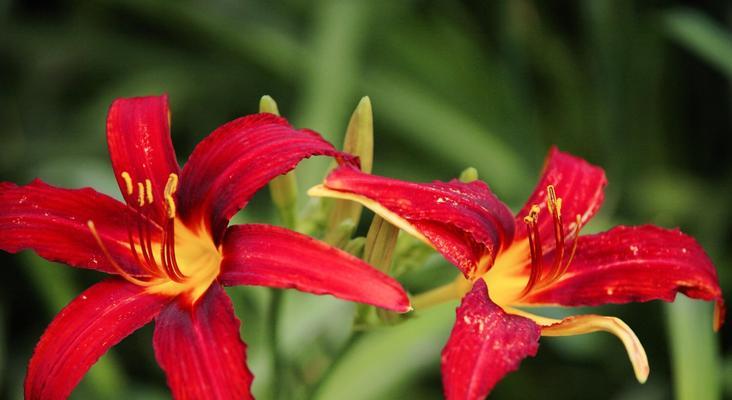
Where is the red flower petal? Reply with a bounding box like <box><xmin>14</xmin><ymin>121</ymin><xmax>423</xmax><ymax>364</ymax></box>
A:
<box><xmin>514</xmin><ymin>147</ymin><xmax>607</xmax><ymax>248</ymax></box>
<box><xmin>107</xmin><ymin>95</ymin><xmax>181</xmax><ymax>221</ymax></box>
<box><xmin>523</xmin><ymin>225</ymin><xmax>724</xmax><ymax>325</ymax></box>
<box><xmin>177</xmin><ymin>114</ymin><xmax>353</xmax><ymax>243</ymax></box>
<box><xmin>153</xmin><ymin>283</ymin><xmax>253</xmax><ymax>400</ymax></box>
<box><xmin>219</xmin><ymin>224</ymin><xmax>411</xmax><ymax>312</ymax></box>
<box><xmin>25</xmin><ymin>279</ymin><xmax>169</xmax><ymax>400</ymax></box>
<box><xmin>0</xmin><ymin>180</ymin><xmax>156</xmax><ymax>276</ymax></box>
<box><xmin>318</xmin><ymin>165</ymin><xmax>515</xmax><ymax>278</ymax></box>
<box><xmin>442</xmin><ymin>279</ymin><xmax>540</xmax><ymax>400</ymax></box>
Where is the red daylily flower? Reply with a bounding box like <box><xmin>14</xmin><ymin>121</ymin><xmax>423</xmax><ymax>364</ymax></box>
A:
<box><xmin>1</xmin><ymin>95</ymin><xmax>410</xmax><ymax>400</ymax></box>
<box><xmin>309</xmin><ymin>147</ymin><xmax>725</xmax><ymax>400</ymax></box>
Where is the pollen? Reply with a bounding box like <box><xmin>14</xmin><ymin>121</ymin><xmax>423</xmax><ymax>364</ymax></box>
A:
<box><xmin>137</xmin><ymin>182</ymin><xmax>145</xmax><ymax>207</ymax></box>
<box><xmin>163</xmin><ymin>173</ymin><xmax>178</xmax><ymax>219</ymax></box>
<box><xmin>546</xmin><ymin>185</ymin><xmax>562</xmax><ymax>217</ymax></box>
<box><xmin>145</xmin><ymin>179</ymin><xmax>154</xmax><ymax>204</ymax></box>
<box><xmin>164</xmin><ymin>173</ymin><xmax>179</xmax><ymax>195</ymax></box>
<box><xmin>120</xmin><ymin>171</ymin><xmax>134</xmax><ymax>195</ymax></box>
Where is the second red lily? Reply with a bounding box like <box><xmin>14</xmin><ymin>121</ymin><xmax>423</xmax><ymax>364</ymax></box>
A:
<box><xmin>309</xmin><ymin>146</ymin><xmax>725</xmax><ymax>400</ymax></box>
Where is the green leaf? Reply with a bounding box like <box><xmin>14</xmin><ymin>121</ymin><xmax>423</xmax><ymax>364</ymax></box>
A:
<box><xmin>314</xmin><ymin>302</ymin><xmax>455</xmax><ymax>400</ymax></box>
<box><xmin>664</xmin><ymin>9</ymin><xmax>732</xmax><ymax>78</ymax></box>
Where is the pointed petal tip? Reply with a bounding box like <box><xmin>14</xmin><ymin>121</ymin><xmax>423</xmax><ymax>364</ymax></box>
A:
<box><xmin>637</xmin><ymin>365</ymin><xmax>650</xmax><ymax>384</ymax></box>
<box><xmin>541</xmin><ymin>314</ymin><xmax>649</xmax><ymax>385</ymax></box>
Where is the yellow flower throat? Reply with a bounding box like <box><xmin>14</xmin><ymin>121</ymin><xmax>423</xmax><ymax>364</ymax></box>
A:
<box><xmin>88</xmin><ymin>172</ymin><xmax>221</xmax><ymax>303</ymax></box>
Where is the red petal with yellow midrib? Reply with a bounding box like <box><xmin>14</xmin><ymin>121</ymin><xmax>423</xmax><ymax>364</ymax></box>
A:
<box><xmin>442</xmin><ymin>280</ymin><xmax>540</xmax><ymax>400</ymax></box>
<box><xmin>219</xmin><ymin>224</ymin><xmax>411</xmax><ymax>312</ymax></box>
<box><xmin>25</xmin><ymin>279</ymin><xmax>169</xmax><ymax>400</ymax></box>
<box><xmin>324</xmin><ymin>165</ymin><xmax>515</xmax><ymax>278</ymax></box>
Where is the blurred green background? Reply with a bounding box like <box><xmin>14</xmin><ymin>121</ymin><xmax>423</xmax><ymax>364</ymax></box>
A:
<box><xmin>1</xmin><ymin>0</ymin><xmax>731</xmax><ymax>399</ymax></box>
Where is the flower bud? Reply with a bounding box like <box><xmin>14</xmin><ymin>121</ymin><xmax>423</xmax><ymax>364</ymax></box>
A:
<box><xmin>459</xmin><ymin>167</ymin><xmax>479</xmax><ymax>183</ymax></box>
<box><xmin>263</xmin><ymin>95</ymin><xmax>298</xmax><ymax>228</ymax></box>
<box><xmin>325</xmin><ymin>97</ymin><xmax>373</xmax><ymax>244</ymax></box>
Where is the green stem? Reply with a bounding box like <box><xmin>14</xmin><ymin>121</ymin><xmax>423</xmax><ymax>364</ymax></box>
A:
<box><xmin>268</xmin><ymin>289</ymin><xmax>284</xmax><ymax>400</ymax></box>
<box><xmin>308</xmin><ymin>331</ymin><xmax>363</xmax><ymax>399</ymax></box>
<box><xmin>410</xmin><ymin>278</ymin><xmax>465</xmax><ymax>311</ymax></box>
<box><xmin>665</xmin><ymin>297</ymin><xmax>721</xmax><ymax>400</ymax></box>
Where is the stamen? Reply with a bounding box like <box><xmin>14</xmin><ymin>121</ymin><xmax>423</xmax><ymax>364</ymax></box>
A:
<box><xmin>556</xmin><ymin>214</ymin><xmax>582</xmax><ymax>279</ymax></box>
<box><xmin>87</xmin><ymin>220</ymin><xmax>154</xmax><ymax>286</ymax></box>
<box><xmin>120</xmin><ymin>171</ymin><xmax>134</xmax><ymax>195</ymax></box>
<box><xmin>126</xmin><ymin>222</ymin><xmax>159</xmax><ymax>276</ymax></box>
<box><xmin>145</xmin><ymin>179</ymin><xmax>154</xmax><ymax>204</ymax></box>
<box><xmin>164</xmin><ymin>173</ymin><xmax>179</xmax><ymax>195</ymax></box>
<box><xmin>546</xmin><ymin>185</ymin><xmax>562</xmax><ymax>217</ymax></box>
<box><xmin>167</xmin><ymin>219</ymin><xmax>186</xmax><ymax>280</ymax></box>
<box><xmin>520</xmin><ymin>186</ymin><xmax>585</xmax><ymax>298</ymax></box>
<box><xmin>137</xmin><ymin>219</ymin><xmax>154</xmax><ymax>267</ymax></box>
<box><xmin>544</xmin><ymin>185</ymin><xmax>565</xmax><ymax>283</ymax></box>
<box><xmin>520</xmin><ymin>205</ymin><xmax>543</xmax><ymax>297</ymax></box>
<box><xmin>163</xmin><ymin>174</ymin><xmax>179</xmax><ymax>219</ymax></box>
<box><xmin>159</xmin><ymin>219</ymin><xmax>185</xmax><ymax>282</ymax></box>
<box><xmin>160</xmin><ymin>173</ymin><xmax>185</xmax><ymax>281</ymax></box>
<box><xmin>165</xmin><ymin>197</ymin><xmax>177</xmax><ymax>219</ymax></box>
<box><xmin>137</xmin><ymin>182</ymin><xmax>145</xmax><ymax>207</ymax></box>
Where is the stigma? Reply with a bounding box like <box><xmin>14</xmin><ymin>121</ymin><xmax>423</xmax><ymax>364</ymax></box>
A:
<box><xmin>520</xmin><ymin>185</ymin><xmax>581</xmax><ymax>297</ymax></box>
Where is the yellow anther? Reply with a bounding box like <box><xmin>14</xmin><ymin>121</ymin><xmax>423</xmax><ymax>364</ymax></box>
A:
<box><xmin>145</xmin><ymin>179</ymin><xmax>154</xmax><ymax>204</ymax></box>
<box><xmin>546</xmin><ymin>185</ymin><xmax>562</xmax><ymax>217</ymax></box>
<box><xmin>163</xmin><ymin>174</ymin><xmax>179</xmax><ymax>219</ymax></box>
<box><xmin>164</xmin><ymin>173</ymin><xmax>179</xmax><ymax>196</ymax></box>
<box><xmin>137</xmin><ymin>182</ymin><xmax>145</xmax><ymax>207</ymax></box>
<box><xmin>165</xmin><ymin>195</ymin><xmax>177</xmax><ymax>219</ymax></box>
<box><xmin>120</xmin><ymin>171</ymin><xmax>134</xmax><ymax>195</ymax></box>
<box><xmin>523</xmin><ymin>204</ymin><xmax>541</xmax><ymax>224</ymax></box>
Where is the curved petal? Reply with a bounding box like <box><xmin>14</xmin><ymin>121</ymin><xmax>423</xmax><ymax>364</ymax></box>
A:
<box><xmin>219</xmin><ymin>224</ymin><xmax>410</xmax><ymax>312</ymax></box>
<box><xmin>0</xmin><ymin>180</ymin><xmax>157</xmax><ymax>276</ymax></box>
<box><xmin>153</xmin><ymin>284</ymin><xmax>253</xmax><ymax>400</ymax></box>
<box><xmin>522</xmin><ymin>225</ymin><xmax>724</xmax><ymax>328</ymax></box>
<box><xmin>177</xmin><ymin>113</ymin><xmax>354</xmax><ymax>243</ymax></box>
<box><xmin>514</xmin><ymin>147</ymin><xmax>607</xmax><ymax>248</ymax></box>
<box><xmin>541</xmin><ymin>314</ymin><xmax>649</xmax><ymax>383</ymax></box>
<box><xmin>442</xmin><ymin>280</ymin><xmax>540</xmax><ymax>400</ymax></box>
<box><xmin>505</xmin><ymin>306</ymin><xmax>649</xmax><ymax>383</ymax></box>
<box><xmin>107</xmin><ymin>95</ymin><xmax>180</xmax><ymax>220</ymax></box>
<box><xmin>25</xmin><ymin>279</ymin><xmax>169</xmax><ymax>400</ymax></box>
<box><xmin>312</xmin><ymin>165</ymin><xmax>515</xmax><ymax>279</ymax></box>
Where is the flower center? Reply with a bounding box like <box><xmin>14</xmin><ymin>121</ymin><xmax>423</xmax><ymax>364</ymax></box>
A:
<box><xmin>87</xmin><ymin>172</ymin><xmax>220</xmax><ymax>303</ymax></box>
<box><xmin>483</xmin><ymin>185</ymin><xmax>582</xmax><ymax>305</ymax></box>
